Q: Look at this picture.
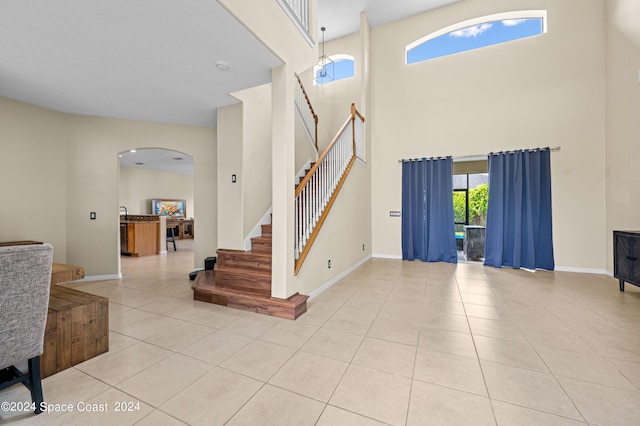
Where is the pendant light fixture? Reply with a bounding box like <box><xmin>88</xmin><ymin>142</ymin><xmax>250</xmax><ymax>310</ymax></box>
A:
<box><xmin>315</xmin><ymin>27</ymin><xmax>334</xmax><ymax>84</ymax></box>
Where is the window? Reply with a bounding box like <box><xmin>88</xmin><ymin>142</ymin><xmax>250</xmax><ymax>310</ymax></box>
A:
<box><xmin>453</xmin><ymin>172</ymin><xmax>489</xmax><ymax>238</ymax></box>
<box><xmin>406</xmin><ymin>10</ymin><xmax>546</xmax><ymax>64</ymax></box>
<box><xmin>314</xmin><ymin>54</ymin><xmax>355</xmax><ymax>85</ymax></box>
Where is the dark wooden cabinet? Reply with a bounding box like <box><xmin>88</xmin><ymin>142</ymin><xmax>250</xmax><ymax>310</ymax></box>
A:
<box><xmin>613</xmin><ymin>230</ymin><xmax>640</xmax><ymax>291</ymax></box>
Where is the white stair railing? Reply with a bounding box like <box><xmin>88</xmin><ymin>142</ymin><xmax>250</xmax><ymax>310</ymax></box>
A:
<box><xmin>276</xmin><ymin>0</ymin><xmax>312</xmax><ymax>45</ymax></box>
<box><xmin>294</xmin><ymin>104</ymin><xmax>365</xmax><ymax>275</ymax></box>
<box><xmin>294</xmin><ymin>74</ymin><xmax>318</xmax><ymax>154</ymax></box>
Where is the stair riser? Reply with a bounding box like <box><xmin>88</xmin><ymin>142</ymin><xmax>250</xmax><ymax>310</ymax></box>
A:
<box><xmin>217</xmin><ymin>254</ymin><xmax>271</xmax><ymax>272</ymax></box>
<box><xmin>251</xmin><ymin>240</ymin><xmax>272</xmax><ymax>254</ymax></box>
<box><xmin>215</xmin><ymin>271</ymin><xmax>271</xmax><ymax>292</ymax></box>
<box><xmin>261</xmin><ymin>224</ymin><xmax>272</xmax><ymax>237</ymax></box>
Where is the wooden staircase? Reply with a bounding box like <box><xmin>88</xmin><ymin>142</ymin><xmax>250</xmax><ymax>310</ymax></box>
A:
<box><xmin>192</xmin><ymin>221</ymin><xmax>308</xmax><ymax>320</ymax></box>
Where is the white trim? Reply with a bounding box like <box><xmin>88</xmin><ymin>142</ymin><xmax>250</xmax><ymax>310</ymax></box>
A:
<box><xmin>554</xmin><ymin>266</ymin><xmax>607</xmax><ymax>275</ymax></box>
<box><xmin>405</xmin><ymin>10</ymin><xmax>548</xmax><ymax>63</ymax></box>
<box><xmin>294</xmin><ymin>102</ymin><xmax>319</xmax><ymax>159</ymax></box>
<box><xmin>76</xmin><ymin>273</ymin><xmax>122</xmax><ymax>282</ymax></box>
<box><xmin>307</xmin><ymin>255</ymin><xmax>372</xmax><ymax>301</ymax></box>
<box><xmin>244</xmin><ymin>208</ymin><xmax>273</xmax><ymax>251</ymax></box>
<box><xmin>372</xmin><ymin>253</ymin><xmax>403</xmax><ymax>260</ymax></box>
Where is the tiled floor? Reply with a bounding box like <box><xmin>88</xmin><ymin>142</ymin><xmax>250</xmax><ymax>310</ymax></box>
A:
<box><xmin>2</xmin><ymin>241</ymin><xmax>640</xmax><ymax>425</ymax></box>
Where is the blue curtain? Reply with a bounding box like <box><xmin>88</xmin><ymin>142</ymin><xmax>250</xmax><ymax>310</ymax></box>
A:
<box><xmin>484</xmin><ymin>148</ymin><xmax>554</xmax><ymax>270</ymax></box>
<box><xmin>402</xmin><ymin>157</ymin><xmax>457</xmax><ymax>263</ymax></box>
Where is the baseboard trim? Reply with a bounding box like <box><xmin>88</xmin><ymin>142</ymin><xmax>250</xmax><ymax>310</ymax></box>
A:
<box><xmin>308</xmin><ymin>255</ymin><xmax>372</xmax><ymax>301</ymax></box>
<box><xmin>372</xmin><ymin>253</ymin><xmax>403</xmax><ymax>260</ymax></box>
<box><xmin>554</xmin><ymin>266</ymin><xmax>607</xmax><ymax>275</ymax></box>
<box><xmin>77</xmin><ymin>273</ymin><xmax>122</xmax><ymax>282</ymax></box>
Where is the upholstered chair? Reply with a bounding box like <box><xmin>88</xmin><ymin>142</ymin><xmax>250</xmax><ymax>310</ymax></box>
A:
<box><xmin>0</xmin><ymin>242</ymin><xmax>53</xmax><ymax>414</ymax></box>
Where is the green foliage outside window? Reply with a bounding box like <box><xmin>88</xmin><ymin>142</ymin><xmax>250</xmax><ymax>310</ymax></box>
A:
<box><xmin>469</xmin><ymin>183</ymin><xmax>488</xmax><ymax>226</ymax></box>
<box><xmin>453</xmin><ymin>183</ymin><xmax>488</xmax><ymax>227</ymax></box>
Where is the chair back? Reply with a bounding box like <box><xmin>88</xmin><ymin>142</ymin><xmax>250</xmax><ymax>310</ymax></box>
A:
<box><xmin>0</xmin><ymin>243</ymin><xmax>53</xmax><ymax>369</ymax></box>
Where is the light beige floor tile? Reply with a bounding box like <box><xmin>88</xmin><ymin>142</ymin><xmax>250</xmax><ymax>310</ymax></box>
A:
<box><xmin>352</xmin><ymin>337</ymin><xmax>416</xmax><ymax>377</ymax></box>
<box><xmin>108</xmin><ymin>301</ymin><xmax>133</xmax><ymax>315</ymax></box>
<box><xmin>160</xmin><ymin>367</ymin><xmax>262</xmax><ymax>426</ymax></box>
<box><xmin>0</xmin><ymin>368</ymin><xmax>111</xmax><ymax>424</ymax></box>
<box><xmin>423</xmin><ymin>299</ymin><xmax>466</xmax><ymax>315</ymax></box>
<box><xmin>165</xmin><ymin>303</ymin><xmax>238</xmax><ymax>328</ymax></box>
<box><xmin>558</xmin><ymin>376</ymin><xmax>640</xmax><ymax>425</ymax></box>
<box><xmin>330</xmin><ymin>364</ymin><xmax>411</xmax><ymax>426</ymax></box>
<box><xmin>137</xmin><ymin>296</ymin><xmax>191</xmax><ymax>314</ymax></box>
<box><xmin>258</xmin><ymin>321</ymin><xmax>319</xmax><ymax>349</ymax></box>
<box><xmin>481</xmin><ymin>361</ymin><xmax>582</xmax><ymax>420</ymax></box>
<box><xmin>108</xmin><ymin>331</ymin><xmax>141</xmax><ymax>353</ymax></box>
<box><xmin>463</xmin><ymin>303</ymin><xmax>512</xmax><ymax>321</ymax></box>
<box><xmin>367</xmin><ymin>317</ymin><xmax>421</xmax><ymax>346</ymax></box>
<box><xmin>339</xmin><ymin>296</ymin><xmax>385</xmax><ymax>319</ymax></box>
<box><xmin>521</xmin><ymin>324</ymin><xmax>596</xmax><ymax>354</ymax></box>
<box><xmin>607</xmin><ymin>358</ymin><xmax>640</xmax><ymax>389</ymax></box>
<box><xmin>222</xmin><ymin>315</ymin><xmax>278</xmax><ymax>338</ymax></box>
<box><xmin>317</xmin><ymin>405</ymin><xmax>387</xmax><ymax>425</ymax></box>
<box><xmin>419</xmin><ymin>327</ymin><xmax>477</xmax><ymax>357</ymax></box>
<box><xmin>407</xmin><ymin>380</ymin><xmax>494</xmax><ymax>426</ymax></box>
<box><xmin>109</xmin><ymin>309</ymin><xmax>159</xmax><ymax>332</ymax></box>
<box><xmin>537</xmin><ymin>345</ymin><xmax>637</xmax><ymax>390</ymax></box>
<box><xmin>179</xmin><ymin>329</ymin><xmax>252</xmax><ymax>365</ymax></box>
<box><xmin>461</xmin><ymin>293</ymin><xmax>502</xmax><ymax>306</ymax></box>
<box><xmin>227</xmin><ymin>384</ymin><xmax>325</xmax><ymax>426</ymax></box>
<box><xmin>301</xmin><ymin>327</ymin><xmax>365</xmax><ymax>362</ymax></box>
<box><xmin>145</xmin><ymin>322</ymin><xmax>215</xmax><ymax>351</ymax></box>
<box><xmin>269</xmin><ymin>351</ymin><xmax>348</xmax><ymax>402</ymax></box>
<box><xmin>323</xmin><ymin>312</ymin><xmax>375</xmax><ymax>336</ymax></box>
<box><xmin>492</xmin><ymin>400</ymin><xmax>588</xmax><ymax>426</ymax></box>
<box><xmin>414</xmin><ymin>348</ymin><xmax>487</xmax><ymax>396</ymax></box>
<box><xmin>75</xmin><ymin>342</ymin><xmax>172</xmax><ymax>385</ymax></box>
<box><xmin>118</xmin><ymin>315</ymin><xmax>184</xmax><ymax>340</ymax></box>
<box><xmin>293</xmin><ymin>306</ymin><xmax>334</xmax><ymax>326</ymax></box>
<box><xmin>116</xmin><ymin>353</ymin><xmax>213</xmax><ymax>407</ymax></box>
<box><xmin>474</xmin><ymin>335</ymin><xmax>548</xmax><ymax>372</ymax></box>
<box><xmin>421</xmin><ymin>310</ymin><xmax>470</xmax><ymax>333</ymax></box>
<box><xmin>135</xmin><ymin>409</ymin><xmax>189</xmax><ymax>425</ymax></box>
<box><xmin>468</xmin><ymin>316</ymin><xmax>527</xmax><ymax>343</ymax></box>
<box><xmin>220</xmin><ymin>340</ymin><xmax>296</xmax><ymax>381</ymax></box>
<box><xmin>378</xmin><ymin>301</ymin><xmax>425</xmax><ymax>324</ymax></box>
<box><xmin>46</xmin><ymin>387</ymin><xmax>153</xmax><ymax>426</ymax></box>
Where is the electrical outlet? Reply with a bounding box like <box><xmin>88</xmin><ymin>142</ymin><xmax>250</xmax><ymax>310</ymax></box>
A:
<box><xmin>362</xmin><ymin>244</ymin><xmax>365</xmax><ymax>251</ymax></box>
<box><xmin>90</xmin><ymin>212</ymin><xmax>96</xmax><ymax>220</ymax></box>
<box><xmin>232</xmin><ymin>174</ymin><xmax>236</xmax><ymax>183</ymax></box>
<box><xmin>390</xmin><ymin>211</ymin><xmax>401</xmax><ymax>217</ymax></box>
<box><xmin>328</xmin><ymin>259</ymin><xmax>331</xmax><ymax>269</ymax></box>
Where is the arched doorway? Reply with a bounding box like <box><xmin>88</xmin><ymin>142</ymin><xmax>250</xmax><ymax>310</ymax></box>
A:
<box><xmin>117</xmin><ymin>148</ymin><xmax>195</xmax><ymax>272</ymax></box>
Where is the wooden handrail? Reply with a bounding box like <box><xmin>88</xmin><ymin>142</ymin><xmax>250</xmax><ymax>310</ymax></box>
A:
<box><xmin>295</xmin><ymin>114</ymin><xmax>352</xmax><ymax>196</ymax></box>
<box><xmin>295</xmin><ymin>74</ymin><xmax>319</xmax><ymax>150</ymax></box>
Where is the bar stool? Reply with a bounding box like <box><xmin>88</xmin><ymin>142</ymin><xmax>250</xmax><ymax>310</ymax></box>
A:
<box><xmin>166</xmin><ymin>226</ymin><xmax>177</xmax><ymax>251</ymax></box>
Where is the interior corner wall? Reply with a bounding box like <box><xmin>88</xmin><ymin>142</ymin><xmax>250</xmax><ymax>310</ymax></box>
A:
<box><xmin>231</xmin><ymin>84</ymin><xmax>273</xmax><ymax>238</ymax></box>
<box><xmin>370</xmin><ymin>0</ymin><xmax>608</xmax><ymax>271</ymax></box>
<box><xmin>217</xmin><ymin>103</ymin><xmax>244</xmax><ymax>250</ymax></box>
<box><xmin>0</xmin><ymin>97</ymin><xmax>69</xmax><ymax>263</ymax></box>
<box><xmin>605</xmin><ymin>0</ymin><xmax>640</xmax><ymax>273</ymax></box>
<box><xmin>118</xmin><ymin>166</ymin><xmax>194</xmax><ymax>216</ymax></box>
<box><xmin>66</xmin><ymin>115</ymin><xmax>217</xmax><ymax>277</ymax></box>
<box><xmin>1</xmin><ymin>97</ymin><xmax>217</xmax><ymax>276</ymax></box>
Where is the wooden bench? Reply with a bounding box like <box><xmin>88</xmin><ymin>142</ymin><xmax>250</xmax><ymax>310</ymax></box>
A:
<box><xmin>41</xmin><ymin>263</ymin><xmax>109</xmax><ymax>378</ymax></box>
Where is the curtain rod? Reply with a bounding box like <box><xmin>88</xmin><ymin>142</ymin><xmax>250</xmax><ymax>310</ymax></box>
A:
<box><xmin>398</xmin><ymin>146</ymin><xmax>561</xmax><ymax>163</ymax></box>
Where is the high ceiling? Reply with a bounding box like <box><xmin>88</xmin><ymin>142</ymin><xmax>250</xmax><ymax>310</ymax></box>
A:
<box><xmin>1</xmin><ymin>0</ymin><xmax>461</xmax><ymax>174</ymax></box>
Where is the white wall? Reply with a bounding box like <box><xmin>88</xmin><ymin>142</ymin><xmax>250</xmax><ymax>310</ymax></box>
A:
<box><xmin>605</xmin><ymin>0</ymin><xmax>640</xmax><ymax>273</ymax></box>
<box><xmin>370</xmin><ymin>0</ymin><xmax>607</xmax><ymax>271</ymax></box>
<box><xmin>118</xmin><ymin>166</ymin><xmax>194</xmax><ymax>217</ymax></box>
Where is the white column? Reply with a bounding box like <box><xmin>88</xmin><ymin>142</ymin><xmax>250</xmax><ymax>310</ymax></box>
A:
<box><xmin>271</xmin><ymin>64</ymin><xmax>296</xmax><ymax>299</ymax></box>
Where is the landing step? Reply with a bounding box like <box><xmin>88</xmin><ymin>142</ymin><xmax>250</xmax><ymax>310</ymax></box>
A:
<box><xmin>192</xmin><ymin>271</ymin><xmax>307</xmax><ymax>320</ymax></box>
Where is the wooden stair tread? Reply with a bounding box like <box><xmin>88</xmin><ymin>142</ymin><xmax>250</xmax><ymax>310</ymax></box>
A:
<box><xmin>214</xmin><ymin>266</ymin><xmax>271</xmax><ymax>278</ymax></box>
